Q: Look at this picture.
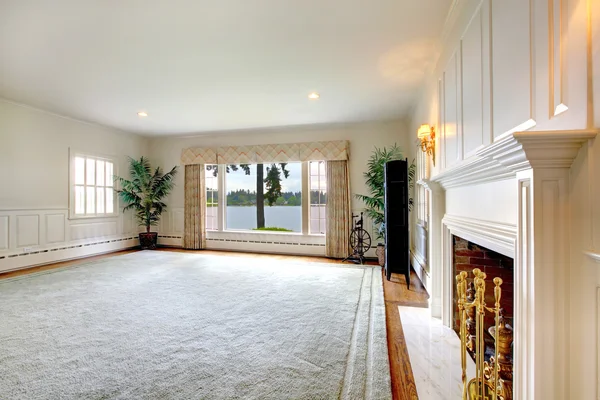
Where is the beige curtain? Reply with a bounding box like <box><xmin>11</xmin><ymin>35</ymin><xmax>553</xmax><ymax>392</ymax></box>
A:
<box><xmin>325</xmin><ymin>160</ymin><xmax>351</xmax><ymax>258</ymax></box>
<box><xmin>184</xmin><ymin>164</ymin><xmax>206</xmax><ymax>250</ymax></box>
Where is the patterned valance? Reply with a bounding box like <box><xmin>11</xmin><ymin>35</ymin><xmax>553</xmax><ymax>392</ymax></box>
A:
<box><xmin>181</xmin><ymin>140</ymin><xmax>349</xmax><ymax>165</ymax></box>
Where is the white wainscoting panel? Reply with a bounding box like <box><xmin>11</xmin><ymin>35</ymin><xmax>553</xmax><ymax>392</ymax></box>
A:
<box><xmin>158</xmin><ymin>208</ymin><xmax>185</xmax><ymax>236</ymax></box>
<box><xmin>16</xmin><ymin>215</ymin><xmax>39</xmax><ymax>247</ymax></box>
<box><xmin>46</xmin><ymin>213</ymin><xmax>66</xmax><ymax>244</ymax></box>
<box><xmin>0</xmin><ymin>208</ymin><xmax>138</xmax><ymax>272</ymax></box>
<box><xmin>481</xmin><ymin>0</ymin><xmax>493</xmax><ymax>142</ymax></box>
<box><xmin>173</xmin><ymin>209</ymin><xmax>184</xmax><ymax>234</ymax></box>
<box><xmin>0</xmin><ymin>216</ymin><xmax>8</xmax><ymax>250</ymax></box>
<box><xmin>491</xmin><ymin>0</ymin><xmax>535</xmax><ymax>138</ymax></box>
<box><xmin>70</xmin><ymin>221</ymin><xmax>118</xmax><ymax>241</ymax></box>
<box><xmin>549</xmin><ymin>0</ymin><xmax>568</xmax><ymax>116</ymax></box>
<box><xmin>461</xmin><ymin>7</ymin><xmax>485</xmax><ymax>157</ymax></box>
<box><xmin>443</xmin><ymin>51</ymin><xmax>461</xmax><ymax>169</ymax></box>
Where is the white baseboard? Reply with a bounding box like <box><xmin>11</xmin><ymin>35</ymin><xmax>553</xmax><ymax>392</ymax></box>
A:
<box><xmin>0</xmin><ymin>237</ymin><xmax>139</xmax><ymax>273</ymax></box>
<box><xmin>410</xmin><ymin>249</ymin><xmax>431</xmax><ymax>296</ymax></box>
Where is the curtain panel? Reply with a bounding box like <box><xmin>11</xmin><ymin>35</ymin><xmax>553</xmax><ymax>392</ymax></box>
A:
<box><xmin>181</xmin><ymin>140</ymin><xmax>349</xmax><ymax>165</ymax></box>
<box><xmin>325</xmin><ymin>160</ymin><xmax>351</xmax><ymax>258</ymax></box>
<box><xmin>183</xmin><ymin>164</ymin><xmax>206</xmax><ymax>250</ymax></box>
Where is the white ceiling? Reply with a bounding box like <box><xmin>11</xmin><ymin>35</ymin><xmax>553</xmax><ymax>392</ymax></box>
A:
<box><xmin>0</xmin><ymin>0</ymin><xmax>452</xmax><ymax>136</ymax></box>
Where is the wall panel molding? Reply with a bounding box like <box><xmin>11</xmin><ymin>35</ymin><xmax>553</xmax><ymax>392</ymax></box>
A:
<box><xmin>0</xmin><ymin>216</ymin><xmax>8</xmax><ymax>250</ymax></box>
<box><xmin>0</xmin><ymin>208</ymin><xmax>137</xmax><ymax>272</ymax></box>
<box><xmin>70</xmin><ymin>221</ymin><xmax>118</xmax><ymax>241</ymax></box>
<box><xmin>443</xmin><ymin>51</ymin><xmax>461</xmax><ymax>169</ymax></box>
<box><xmin>16</xmin><ymin>215</ymin><xmax>39</xmax><ymax>248</ymax></box>
<box><xmin>45</xmin><ymin>213</ymin><xmax>66</xmax><ymax>244</ymax></box>
<box><xmin>481</xmin><ymin>0</ymin><xmax>493</xmax><ymax>142</ymax></box>
<box><xmin>549</xmin><ymin>0</ymin><xmax>569</xmax><ymax>117</ymax></box>
<box><xmin>491</xmin><ymin>0</ymin><xmax>536</xmax><ymax>139</ymax></box>
<box><xmin>438</xmin><ymin>78</ymin><xmax>445</xmax><ymax>170</ymax></box>
<box><xmin>461</xmin><ymin>7</ymin><xmax>486</xmax><ymax>157</ymax></box>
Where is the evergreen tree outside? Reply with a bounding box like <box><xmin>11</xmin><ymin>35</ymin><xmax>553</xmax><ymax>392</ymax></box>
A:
<box><xmin>206</xmin><ymin>163</ymin><xmax>293</xmax><ymax>230</ymax></box>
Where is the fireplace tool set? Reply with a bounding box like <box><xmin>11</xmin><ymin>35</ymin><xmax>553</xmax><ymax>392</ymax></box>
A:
<box><xmin>456</xmin><ymin>268</ymin><xmax>513</xmax><ymax>400</ymax></box>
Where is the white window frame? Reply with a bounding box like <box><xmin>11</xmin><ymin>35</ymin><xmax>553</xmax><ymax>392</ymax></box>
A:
<box><xmin>205</xmin><ymin>161</ymin><xmax>327</xmax><ymax>236</ymax></box>
<box><xmin>205</xmin><ymin>164</ymin><xmax>219</xmax><ymax>231</ymax></box>
<box><xmin>69</xmin><ymin>149</ymin><xmax>118</xmax><ymax>220</ymax></box>
<box><xmin>415</xmin><ymin>143</ymin><xmax>429</xmax><ymax>227</ymax></box>
<box><xmin>308</xmin><ymin>160</ymin><xmax>327</xmax><ymax>235</ymax></box>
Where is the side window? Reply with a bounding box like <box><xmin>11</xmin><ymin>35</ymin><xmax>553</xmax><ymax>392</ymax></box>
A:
<box><xmin>71</xmin><ymin>153</ymin><xmax>115</xmax><ymax>217</ymax></box>
<box><xmin>309</xmin><ymin>161</ymin><xmax>327</xmax><ymax>234</ymax></box>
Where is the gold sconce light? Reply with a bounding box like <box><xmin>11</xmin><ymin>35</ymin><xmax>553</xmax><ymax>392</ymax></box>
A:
<box><xmin>417</xmin><ymin>124</ymin><xmax>436</xmax><ymax>166</ymax></box>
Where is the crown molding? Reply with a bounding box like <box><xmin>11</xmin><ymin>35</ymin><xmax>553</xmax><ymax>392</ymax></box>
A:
<box><xmin>431</xmin><ymin>129</ymin><xmax>598</xmax><ymax>189</ymax></box>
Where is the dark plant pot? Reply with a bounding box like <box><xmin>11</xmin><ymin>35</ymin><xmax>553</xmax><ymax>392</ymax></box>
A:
<box><xmin>376</xmin><ymin>243</ymin><xmax>385</xmax><ymax>267</ymax></box>
<box><xmin>139</xmin><ymin>232</ymin><xmax>158</xmax><ymax>250</ymax></box>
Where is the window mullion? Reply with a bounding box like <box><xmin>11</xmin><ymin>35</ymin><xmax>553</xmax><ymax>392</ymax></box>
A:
<box><xmin>217</xmin><ymin>164</ymin><xmax>225</xmax><ymax>231</ymax></box>
<box><xmin>301</xmin><ymin>162</ymin><xmax>309</xmax><ymax>235</ymax></box>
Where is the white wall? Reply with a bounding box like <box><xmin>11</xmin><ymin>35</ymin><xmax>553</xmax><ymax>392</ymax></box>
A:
<box><xmin>445</xmin><ymin>179</ymin><xmax>517</xmax><ymax>225</ymax></box>
<box><xmin>148</xmin><ymin>120</ymin><xmax>411</xmax><ymax>253</ymax></box>
<box><xmin>408</xmin><ymin>0</ymin><xmax>599</xmax><ymax>398</ymax></box>
<box><xmin>0</xmin><ymin>99</ymin><xmax>148</xmax><ymax>271</ymax></box>
<box><xmin>411</xmin><ymin>0</ymin><xmax>595</xmax><ymax>175</ymax></box>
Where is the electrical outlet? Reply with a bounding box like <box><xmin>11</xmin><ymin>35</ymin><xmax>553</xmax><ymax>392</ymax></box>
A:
<box><xmin>23</xmin><ymin>247</ymin><xmax>34</xmax><ymax>253</ymax></box>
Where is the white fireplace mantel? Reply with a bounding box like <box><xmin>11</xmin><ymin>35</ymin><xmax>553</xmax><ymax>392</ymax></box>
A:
<box><xmin>431</xmin><ymin>130</ymin><xmax>597</xmax><ymax>189</ymax></box>
<box><xmin>424</xmin><ymin>129</ymin><xmax>598</xmax><ymax>400</ymax></box>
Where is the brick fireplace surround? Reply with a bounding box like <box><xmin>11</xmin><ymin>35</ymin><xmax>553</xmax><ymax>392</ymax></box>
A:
<box><xmin>452</xmin><ymin>236</ymin><xmax>514</xmax><ymax>333</ymax></box>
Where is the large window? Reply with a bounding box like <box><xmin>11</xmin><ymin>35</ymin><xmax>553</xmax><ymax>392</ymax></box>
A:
<box><xmin>71</xmin><ymin>153</ymin><xmax>115</xmax><ymax>217</ymax></box>
<box><xmin>309</xmin><ymin>161</ymin><xmax>327</xmax><ymax>234</ymax></box>
<box><xmin>205</xmin><ymin>165</ymin><xmax>219</xmax><ymax>230</ymax></box>
<box><xmin>224</xmin><ymin>163</ymin><xmax>302</xmax><ymax>233</ymax></box>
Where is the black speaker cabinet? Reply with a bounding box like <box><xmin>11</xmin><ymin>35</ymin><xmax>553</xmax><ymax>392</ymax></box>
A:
<box><xmin>384</xmin><ymin>159</ymin><xmax>410</xmax><ymax>286</ymax></box>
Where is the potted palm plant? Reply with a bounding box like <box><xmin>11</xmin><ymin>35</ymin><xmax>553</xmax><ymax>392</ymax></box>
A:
<box><xmin>356</xmin><ymin>145</ymin><xmax>415</xmax><ymax>266</ymax></box>
<box><xmin>115</xmin><ymin>157</ymin><xmax>178</xmax><ymax>249</ymax></box>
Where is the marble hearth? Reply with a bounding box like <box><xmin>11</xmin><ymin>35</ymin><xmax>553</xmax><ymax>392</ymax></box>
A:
<box><xmin>400</xmin><ymin>306</ymin><xmax>475</xmax><ymax>400</ymax></box>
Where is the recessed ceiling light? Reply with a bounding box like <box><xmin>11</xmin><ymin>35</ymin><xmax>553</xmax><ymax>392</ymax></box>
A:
<box><xmin>308</xmin><ymin>92</ymin><xmax>320</xmax><ymax>100</ymax></box>
<box><xmin>137</xmin><ymin>111</ymin><xmax>148</xmax><ymax>117</ymax></box>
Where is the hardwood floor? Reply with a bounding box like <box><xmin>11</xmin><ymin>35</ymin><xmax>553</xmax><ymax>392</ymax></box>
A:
<box><xmin>0</xmin><ymin>248</ymin><xmax>429</xmax><ymax>400</ymax></box>
<box><xmin>383</xmin><ymin>270</ymin><xmax>429</xmax><ymax>400</ymax></box>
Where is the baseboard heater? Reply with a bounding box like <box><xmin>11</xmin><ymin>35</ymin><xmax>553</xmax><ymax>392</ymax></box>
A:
<box><xmin>208</xmin><ymin>238</ymin><xmax>325</xmax><ymax>247</ymax></box>
<box><xmin>0</xmin><ymin>236</ymin><xmax>139</xmax><ymax>260</ymax></box>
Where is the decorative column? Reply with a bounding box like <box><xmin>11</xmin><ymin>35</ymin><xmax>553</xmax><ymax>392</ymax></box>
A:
<box><xmin>512</xmin><ymin>131</ymin><xmax>595</xmax><ymax>400</ymax></box>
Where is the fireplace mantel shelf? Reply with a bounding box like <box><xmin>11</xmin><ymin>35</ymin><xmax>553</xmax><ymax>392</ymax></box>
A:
<box><xmin>431</xmin><ymin>129</ymin><xmax>598</xmax><ymax>189</ymax></box>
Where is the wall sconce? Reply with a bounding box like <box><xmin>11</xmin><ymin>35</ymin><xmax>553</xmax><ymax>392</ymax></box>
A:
<box><xmin>417</xmin><ymin>124</ymin><xmax>436</xmax><ymax>165</ymax></box>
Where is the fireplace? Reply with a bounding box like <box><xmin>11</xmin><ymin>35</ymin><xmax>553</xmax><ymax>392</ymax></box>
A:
<box><xmin>452</xmin><ymin>235</ymin><xmax>514</xmax><ymax>335</ymax></box>
<box><xmin>420</xmin><ymin>130</ymin><xmax>597</xmax><ymax>399</ymax></box>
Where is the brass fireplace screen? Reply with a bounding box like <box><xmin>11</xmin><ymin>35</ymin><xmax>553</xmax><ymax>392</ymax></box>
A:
<box><xmin>456</xmin><ymin>268</ymin><xmax>513</xmax><ymax>400</ymax></box>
